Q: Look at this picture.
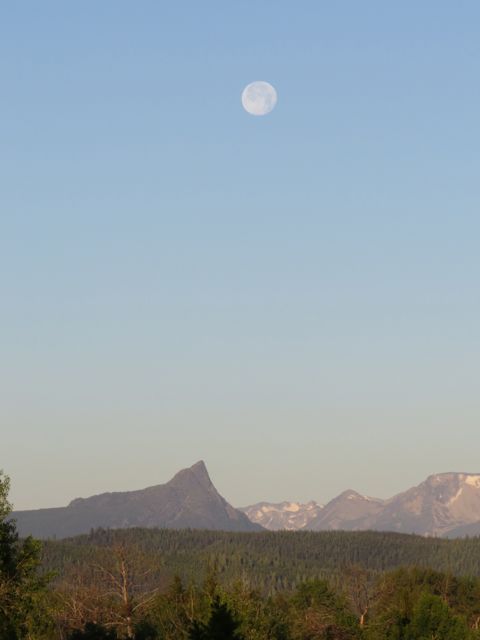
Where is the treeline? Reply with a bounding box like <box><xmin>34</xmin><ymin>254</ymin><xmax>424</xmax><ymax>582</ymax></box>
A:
<box><xmin>42</xmin><ymin>527</ymin><xmax>480</xmax><ymax>594</ymax></box>
<box><xmin>4</xmin><ymin>473</ymin><xmax>480</xmax><ymax>639</ymax></box>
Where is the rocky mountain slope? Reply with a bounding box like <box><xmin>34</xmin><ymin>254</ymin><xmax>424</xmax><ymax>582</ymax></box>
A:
<box><xmin>307</xmin><ymin>490</ymin><xmax>384</xmax><ymax>531</ymax></box>
<box><xmin>243</xmin><ymin>473</ymin><xmax>480</xmax><ymax>537</ymax></box>
<box><xmin>12</xmin><ymin>461</ymin><xmax>261</xmax><ymax>539</ymax></box>
<box><xmin>363</xmin><ymin>472</ymin><xmax>480</xmax><ymax>537</ymax></box>
<box><xmin>240</xmin><ymin>501</ymin><xmax>323</xmax><ymax>530</ymax></box>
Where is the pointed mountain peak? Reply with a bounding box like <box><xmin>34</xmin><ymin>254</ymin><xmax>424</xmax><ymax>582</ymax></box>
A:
<box><xmin>334</xmin><ymin>489</ymin><xmax>364</xmax><ymax>501</ymax></box>
<box><xmin>190</xmin><ymin>459</ymin><xmax>208</xmax><ymax>473</ymax></box>
<box><xmin>169</xmin><ymin>460</ymin><xmax>214</xmax><ymax>491</ymax></box>
<box><xmin>190</xmin><ymin>460</ymin><xmax>213</xmax><ymax>485</ymax></box>
<box><xmin>331</xmin><ymin>489</ymin><xmax>383</xmax><ymax>503</ymax></box>
<box><xmin>13</xmin><ymin>459</ymin><xmax>261</xmax><ymax>538</ymax></box>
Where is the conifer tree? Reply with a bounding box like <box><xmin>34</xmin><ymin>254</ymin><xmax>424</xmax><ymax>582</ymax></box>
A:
<box><xmin>0</xmin><ymin>471</ymin><xmax>52</xmax><ymax>639</ymax></box>
<box><xmin>409</xmin><ymin>592</ymin><xmax>472</xmax><ymax>640</ymax></box>
<box><xmin>188</xmin><ymin>596</ymin><xmax>243</xmax><ymax>640</ymax></box>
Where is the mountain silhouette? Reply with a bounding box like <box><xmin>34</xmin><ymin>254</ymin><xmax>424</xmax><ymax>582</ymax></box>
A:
<box><xmin>13</xmin><ymin>461</ymin><xmax>261</xmax><ymax>539</ymax></box>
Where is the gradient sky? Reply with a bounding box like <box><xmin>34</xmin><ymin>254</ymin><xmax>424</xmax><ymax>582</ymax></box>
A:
<box><xmin>2</xmin><ymin>2</ymin><xmax>480</xmax><ymax>511</ymax></box>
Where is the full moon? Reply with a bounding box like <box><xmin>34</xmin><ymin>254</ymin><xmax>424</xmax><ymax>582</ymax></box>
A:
<box><xmin>241</xmin><ymin>81</ymin><xmax>278</xmax><ymax>116</ymax></box>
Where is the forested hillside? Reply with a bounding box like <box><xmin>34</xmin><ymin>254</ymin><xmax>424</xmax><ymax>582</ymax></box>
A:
<box><xmin>42</xmin><ymin>527</ymin><xmax>480</xmax><ymax>594</ymax></box>
<box><xmin>37</xmin><ymin>528</ymin><xmax>480</xmax><ymax>639</ymax></box>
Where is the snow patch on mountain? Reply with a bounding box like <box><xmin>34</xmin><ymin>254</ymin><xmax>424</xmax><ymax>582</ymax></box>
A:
<box><xmin>464</xmin><ymin>475</ymin><xmax>480</xmax><ymax>488</ymax></box>
<box><xmin>448</xmin><ymin>487</ymin><xmax>463</xmax><ymax>504</ymax></box>
<box><xmin>242</xmin><ymin>472</ymin><xmax>480</xmax><ymax>537</ymax></box>
<box><xmin>240</xmin><ymin>501</ymin><xmax>324</xmax><ymax>531</ymax></box>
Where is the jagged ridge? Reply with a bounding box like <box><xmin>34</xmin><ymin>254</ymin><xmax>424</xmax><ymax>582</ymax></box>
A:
<box><xmin>243</xmin><ymin>472</ymin><xmax>480</xmax><ymax>537</ymax></box>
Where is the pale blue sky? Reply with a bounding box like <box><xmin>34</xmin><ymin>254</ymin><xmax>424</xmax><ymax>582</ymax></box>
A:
<box><xmin>2</xmin><ymin>2</ymin><xmax>479</xmax><ymax>510</ymax></box>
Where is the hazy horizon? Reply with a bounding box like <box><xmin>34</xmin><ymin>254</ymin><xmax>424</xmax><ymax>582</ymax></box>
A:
<box><xmin>3</xmin><ymin>2</ymin><xmax>480</xmax><ymax>511</ymax></box>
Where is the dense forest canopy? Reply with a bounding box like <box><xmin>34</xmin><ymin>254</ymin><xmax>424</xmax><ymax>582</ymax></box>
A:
<box><xmin>42</xmin><ymin>527</ymin><xmax>480</xmax><ymax>593</ymax></box>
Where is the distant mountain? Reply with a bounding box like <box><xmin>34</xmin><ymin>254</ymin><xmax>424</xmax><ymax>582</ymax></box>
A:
<box><xmin>12</xmin><ymin>461</ymin><xmax>261</xmax><ymax>539</ymax></box>
<box><xmin>240</xmin><ymin>501</ymin><xmax>323</xmax><ymax>530</ymax></box>
<box><xmin>307</xmin><ymin>490</ymin><xmax>384</xmax><ymax>531</ymax></box>
<box><xmin>363</xmin><ymin>472</ymin><xmax>480</xmax><ymax>537</ymax></box>
<box><xmin>243</xmin><ymin>473</ymin><xmax>480</xmax><ymax>538</ymax></box>
<box><xmin>14</xmin><ymin>466</ymin><xmax>480</xmax><ymax>539</ymax></box>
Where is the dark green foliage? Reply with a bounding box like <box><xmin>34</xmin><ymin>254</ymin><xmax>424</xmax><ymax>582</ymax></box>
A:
<box><xmin>364</xmin><ymin>568</ymin><xmax>477</xmax><ymax>640</ymax></box>
<box><xmin>133</xmin><ymin>621</ymin><xmax>160</xmax><ymax>640</ymax></box>
<box><xmin>67</xmin><ymin>622</ymin><xmax>118</xmax><ymax>639</ymax></box>
<box><xmin>0</xmin><ymin>471</ymin><xmax>52</xmax><ymax>639</ymax></box>
<box><xmin>291</xmin><ymin>580</ymin><xmax>359</xmax><ymax>639</ymax></box>
<box><xmin>293</xmin><ymin>579</ymin><xmax>342</xmax><ymax>611</ymax></box>
<box><xmin>188</xmin><ymin>596</ymin><xmax>243</xmax><ymax>640</ymax></box>
<box><xmin>41</xmin><ymin>527</ymin><xmax>480</xmax><ymax>596</ymax></box>
<box><xmin>188</xmin><ymin>621</ymin><xmax>206</xmax><ymax>640</ymax></box>
<box><xmin>409</xmin><ymin>592</ymin><xmax>472</xmax><ymax>640</ymax></box>
<box><xmin>66</xmin><ymin>621</ymin><xmax>161</xmax><ymax>640</ymax></box>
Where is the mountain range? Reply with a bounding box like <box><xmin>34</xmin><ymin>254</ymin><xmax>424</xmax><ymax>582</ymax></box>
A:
<box><xmin>12</xmin><ymin>463</ymin><xmax>480</xmax><ymax>539</ymax></box>
<box><xmin>242</xmin><ymin>472</ymin><xmax>480</xmax><ymax>537</ymax></box>
<box><xmin>240</xmin><ymin>500</ymin><xmax>324</xmax><ymax>531</ymax></box>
